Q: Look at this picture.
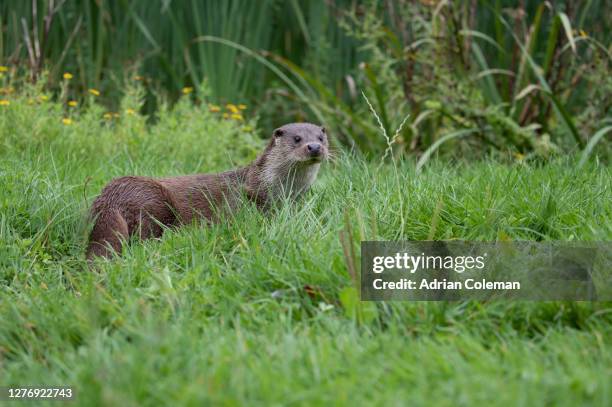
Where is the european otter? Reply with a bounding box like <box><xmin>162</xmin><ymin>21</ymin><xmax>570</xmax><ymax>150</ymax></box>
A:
<box><xmin>86</xmin><ymin>122</ymin><xmax>329</xmax><ymax>259</ymax></box>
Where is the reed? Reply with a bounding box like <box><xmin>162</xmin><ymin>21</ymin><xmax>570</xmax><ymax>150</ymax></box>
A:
<box><xmin>1</xmin><ymin>0</ymin><xmax>609</xmax><ymax>160</ymax></box>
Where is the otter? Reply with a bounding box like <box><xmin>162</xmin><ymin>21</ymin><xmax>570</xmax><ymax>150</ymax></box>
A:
<box><xmin>86</xmin><ymin>122</ymin><xmax>329</xmax><ymax>259</ymax></box>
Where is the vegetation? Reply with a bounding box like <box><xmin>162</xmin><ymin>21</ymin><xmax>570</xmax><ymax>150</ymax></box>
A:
<box><xmin>1</xmin><ymin>1</ymin><xmax>610</xmax><ymax>159</ymax></box>
<box><xmin>1</xmin><ymin>90</ymin><xmax>611</xmax><ymax>405</ymax></box>
<box><xmin>0</xmin><ymin>1</ymin><xmax>610</xmax><ymax>404</ymax></box>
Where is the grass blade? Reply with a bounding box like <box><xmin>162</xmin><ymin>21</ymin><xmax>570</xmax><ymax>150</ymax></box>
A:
<box><xmin>289</xmin><ymin>0</ymin><xmax>311</xmax><ymax>46</ymax></box>
<box><xmin>558</xmin><ymin>12</ymin><xmax>577</xmax><ymax>54</ymax></box>
<box><xmin>416</xmin><ymin>129</ymin><xmax>478</xmax><ymax>173</ymax></box>
<box><xmin>542</xmin><ymin>14</ymin><xmax>561</xmax><ymax>75</ymax></box>
<box><xmin>471</xmin><ymin>42</ymin><xmax>503</xmax><ymax>104</ymax></box>
<box><xmin>459</xmin><ymin>29</ymin><xmax>506</xmax><ymax>54</ymax></box>
<box><xmin>578</xmin><ymin>126</ymin><xmax>612</xmax><ymax>168</ymax></box>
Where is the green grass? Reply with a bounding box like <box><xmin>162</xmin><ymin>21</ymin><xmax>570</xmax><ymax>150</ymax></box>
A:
<box><xmin>0</xmin><ymin>93</ymin><xmax>611</xmax><ymax>406</ymax></box>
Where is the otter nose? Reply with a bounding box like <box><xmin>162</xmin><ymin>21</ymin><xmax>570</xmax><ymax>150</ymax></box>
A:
<box><xmin>307</xmin><ymin>143</ymin><xmax>321</xmax><ymax>155</ymax></box>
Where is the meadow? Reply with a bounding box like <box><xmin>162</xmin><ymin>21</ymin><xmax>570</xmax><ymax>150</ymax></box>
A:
<box><xmin>0</xmin><ymin>90</ymin><xmax>611</xmax><ymax>405</ymax></box>
<box><xmin>1</xmin><ymin>1</ymin><xmax>611</xmax><ymax>405</ymax></box>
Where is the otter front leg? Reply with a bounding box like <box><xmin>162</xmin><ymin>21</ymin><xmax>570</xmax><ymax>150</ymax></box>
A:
<box><xmin>86</xmin><ymin>208</ymin><xmax>129</xmax><ymax>260</ymax></box>
<box><xmin>129</xmin><ymin>208</ymin><xmax>168</xmax><ymax>240</ymax></box>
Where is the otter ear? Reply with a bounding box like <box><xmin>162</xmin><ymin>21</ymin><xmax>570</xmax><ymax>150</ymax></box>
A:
<box><xmin>274</xmin><ymin>128</ymin><xmax>284</xmax><ymax>138</ymax></box>
<box><xmin>320</xmin><ymin>126</ymin><xmax>326</xmax><ymax>134</ymax></box>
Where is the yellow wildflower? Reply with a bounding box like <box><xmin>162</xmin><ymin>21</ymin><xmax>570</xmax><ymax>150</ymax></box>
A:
<box><xmin>0</xmin><ymin>99</ymin><xmax>10</xmax><ymax>106</ymax></box>
<box><xmin>68</xmin><ymin>100</ymin><xmax>78</xmax><ymax>107</ymax></box>
<box><xmin>226</xmin><ymin>103</ymin><xmax>239</xmax><ymax>114</ymax></box>
<box><xmin>63</xmin><ymin>72</ymin><xmax>73</xmax><ymax>80</ymax></box>
<box><xmin>126</xmin><ymin>108</ymin><xmax>136</xmax><ymax>115</ymax></box>
<box><xmin>579</xmin><ymin>29</ymin><xmax>588</xmax><ymax>38</ymax></box>
<box><xmin>182</xmin><ymin>87</ymin><xmax>194</xmax><ymax>95</ymax></box>
<box><xmin>39</xmin><ymin>95</ymin><xmax>49</xmax><ymax>101</ymax></box>
<box><xmin>222</xmin><ymin>113</ymin><xmax>230</xmax><ymax>119</ymax></box>
<box><xmin>0</xmin><ymin>66</ymin><xmax>8</xmax><ymax>72</ymax></box>
<box><xmin>514</xmin><ymin>152</ymin><xmax>525</xmax><ymax>162</ymax></box>
<box><xmin>103</xmin><ymin>112</ymin><xmax>113</xmax><ymax>120</ymax></box>
<box><xmin>238</xmin><ymin>104</ymin><xmax>247</xmax><ymax>110</ymax></box>
<box><xmin>62</xmin><ymin>118</ymin><xmax>73</xmax><ymax>125</ymax></box>
<box><xmin>208</xmin><ymin>104</ymin><xmax>221</xmax><ymax>113</ymax></box>
<box><xmin>231</xmin><ymin>113</ymin><xmax>244</xmax><ymax>121</ymax></box>
<box><xmin>88</xmin><ymin>88</ymin><xmax>100</xmax><ymax>96</ymax></box>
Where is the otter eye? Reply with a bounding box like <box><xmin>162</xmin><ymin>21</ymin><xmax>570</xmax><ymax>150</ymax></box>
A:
<box><xmin>318</xmin><ymin>135</ymin><xmax>324</xmax><ymax>142</ymax></box>
<box><xmin>294</xmin><ymin>136</ymin><xmax>302</xmax><ymax>143</ymax></box>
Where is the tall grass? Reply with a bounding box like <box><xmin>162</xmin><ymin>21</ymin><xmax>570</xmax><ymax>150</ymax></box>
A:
<box><xmin>1</xmin><ymin>0</ymin><xmax>610</xmax><ymax>160</ymax></box>
<box><xmin>0</xmin><ymin>0</ymin><xmax>361</xmax><ymax>108</ymax></box>
<box><xmin>0</xmin><ymin>90</ymin><xmax>611</xmax><ymax>404</ymax></box>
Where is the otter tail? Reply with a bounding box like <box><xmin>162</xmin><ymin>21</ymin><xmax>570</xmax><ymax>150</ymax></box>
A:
<box><xmin>86</xmin><ymin>208</ymin><xmax>129</xmax><ymax>260</ymax></box>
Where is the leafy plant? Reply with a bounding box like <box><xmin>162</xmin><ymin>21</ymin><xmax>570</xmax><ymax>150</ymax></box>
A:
<box><xmin>336</xmin><ymin>0</ymin><xmax>611</xmax><ymax>162</ymax></box>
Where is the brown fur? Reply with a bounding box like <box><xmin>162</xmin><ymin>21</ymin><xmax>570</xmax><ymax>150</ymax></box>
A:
<box><xmin>86</xmin><ymin>122</ymin><xmax>329</xmax><ymax>260</ymax></box>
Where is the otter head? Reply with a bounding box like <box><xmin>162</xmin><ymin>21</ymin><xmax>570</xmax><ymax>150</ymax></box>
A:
<box><xmin>272</xmin><ymin>122</ymin><xmax>329</xmax><ymax>165</ymax></box>
<box><xmin>255</xmin><ymin>122</ymin><xmax>328</xmax><ymax>199</ymax></box>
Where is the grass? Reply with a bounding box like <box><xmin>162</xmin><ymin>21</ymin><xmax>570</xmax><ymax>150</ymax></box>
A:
<box><xmin>1</xmin><ymin>0</ymin><xmax>361</xmax><ymax>110</ymax></box>
<box><xmin>3</xmin><ymin>2</ymin><xmax>610</xmax><ymax>158</ymax></box>
<box><xmin>0</xmin><ymin>93</ymin><xmax>611</xmax><ymax>406</ymax></box>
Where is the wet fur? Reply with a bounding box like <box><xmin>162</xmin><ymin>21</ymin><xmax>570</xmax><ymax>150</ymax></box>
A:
<box><xmin>86</xmin><ymin>123</ymin><xmax>328</xmax><ymax>260</ymax></box>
